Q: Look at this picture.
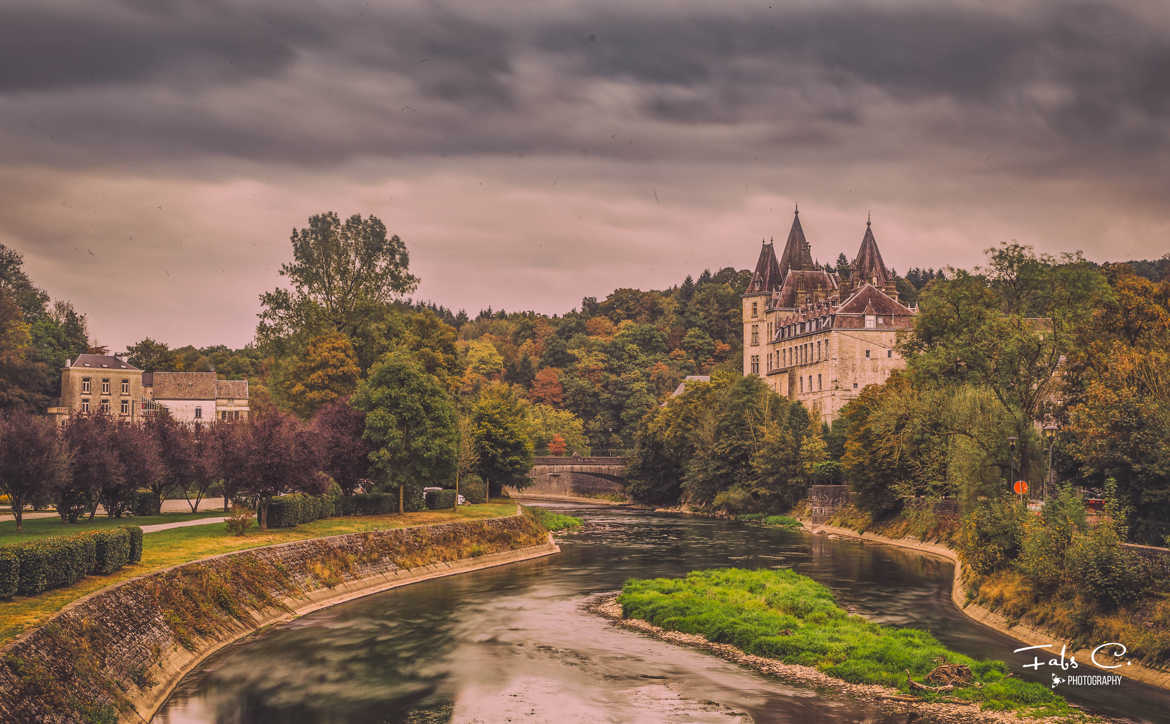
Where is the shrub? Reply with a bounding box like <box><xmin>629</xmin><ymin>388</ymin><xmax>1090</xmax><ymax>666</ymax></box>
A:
<box><xmin>459</xmin><ymin>476</ymin><xmax>487</xmax><ymax>504</ymax></box>
<box><xmin>225</xmin><ymin>505</ymin><xmax>254</xmax><ymax>536</ymax></box>
<box><xmin>13</xmin><ymin>535</ymin><xmax>94</xmax><ymax>596</ymax></box>
<box><xmin>1064</xmin><ymin>526</ymin><xmax>1149</xmax><ymax>610</ymax></box>
<box><xmin>90</xmin><ymin>529</ymin><xmax>131</xmax><ymax>575</ymax></box>
<box><xmin>334</xmin><ymin>492</ymin><xmax>399</xmax><ymax>517</ymax></box>
<box><xmin>263</xmin><ymin>493</ymin><xmax>335</xmax><ymax>528</ymax></box>
<box><xmin>132</xmin><ymin>490</ymin><xmax>161</xmax><ymax>517</ymax></box>
<box><xmin>0</xmin><ymin>548</ymin><xmax>17</xmax><ymax>600</ymax></box>
<box><xmin>958</xmin><ymin>497</ymin><xmax>1027</xmax><ymax>575</ymax></box>
<box><xmin>424</xmin><ymin>489</ymin><xmax>458</xmax><ymax>509</ymax></box>
<box><xmin>124</xmin><ymin>526</ymin><xmax>143</xmax><ymax>563</ymax></box>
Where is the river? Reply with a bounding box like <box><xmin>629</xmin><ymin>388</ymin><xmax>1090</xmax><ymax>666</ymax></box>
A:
<box><xmin>156</xmin><ymin>504</ymin><xmax>1170</xmax><ymax>723</ymax></box>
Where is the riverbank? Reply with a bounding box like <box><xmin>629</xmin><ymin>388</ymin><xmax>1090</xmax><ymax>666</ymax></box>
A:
<box><xmin>590</xmin><ymin>593</ymin><xmax>1092</xmax><ymax>723</ymax></box>
<box><xmin>805</xmin><ymin>519</ymin><xmax>1170</xmax><ymax>693</ymax></box>
<box><xmin>0</xmin><ymin>510</ymin><xmax>557</xmax><ymax>723</ymax></box>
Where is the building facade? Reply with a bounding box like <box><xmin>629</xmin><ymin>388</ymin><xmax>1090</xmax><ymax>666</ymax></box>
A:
<box><xmin>742</xmin><ymin>210</ymin><xmax>916</xmax><ymax>423</ymax></box>
<box><xmin>50</xmin><ymin>357</ymin><xmax>249</xmax><ymax>425</ymax></box>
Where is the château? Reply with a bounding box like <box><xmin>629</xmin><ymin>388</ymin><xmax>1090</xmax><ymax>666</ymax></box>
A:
<box><xmin>741</xmin><ymin>208</ymin><xmax>916</xmax><ymax>423</ymax></box>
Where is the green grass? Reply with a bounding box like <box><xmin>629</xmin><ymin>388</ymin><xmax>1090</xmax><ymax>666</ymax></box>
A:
<box><xmin>0</xmin><ymin>502</ymin><xmax>518</xmax><ymax>644</ymax></box>
<box><xmin>0</xmin><ymin>511</ymin><xmax>225</xmax><ymax>545</ymax></box>
<box><xmin>530</xmin><ymin>508</ymin><xmax>583</xmax><ymax>532</ymax></box>
<box><xmin>618</xmin><ymin>568</ymin><xmax>1080</xmax><ymax>720</ymax></box>
<box><xmin>736</xmin><ymin>514</ymin><xmax>802</xmax><ymax>529</ymax></box>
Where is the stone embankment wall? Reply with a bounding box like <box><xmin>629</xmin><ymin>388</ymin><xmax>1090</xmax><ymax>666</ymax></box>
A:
<box><xmin>0</xmin><ymin>513</ymin><xmax>556</xmax><ymax>724</ymax></box>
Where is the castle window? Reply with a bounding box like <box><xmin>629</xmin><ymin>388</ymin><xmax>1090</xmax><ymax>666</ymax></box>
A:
<box><xmin>82</xmin><ymin>377</ymin><xmax>91</xmax><ymax>393</ymax></box>
<box><xmin>101</xmin><ymin>378</ymin><xmax>110</xmax><ymax>395</ymax></box>
<box><xmin>888</xmin><ymin>350</ymin><xmax>893</xmax><ymax>358</ymax></box>
<box><xmin>865</xmin><ymin>314</ymin><xmax>876</xmax><ymax>329</ymax></box>
<box><xmin>751</xmin><ymin>302</ymin><xmax>758</xmax><ymax>318</ymax></box>
<box><xmin>817</xmin><ymin>341</ymin><xmax>821</xmax><ymax>360</ymax></box>
<box><xmin>853</xmin><ymin>382</ymin><xmax>859</xmax><ymax>389</ymax></box>
<box><xmin>751</xmin><ymin>325</ymin><xmax>759</xmax><ymax>346</ymax></box>
<box><xmin>799</xmin><ymin>377</ymin><xmax>803</xmax><ymax>392</ymax></box>
<box><xmin>818</xmin><ymin>374</ymin><xmax>822</xmax><ymax>390</ymax></box>
<box><xmin>808</xmin><ymin>375</ymin><xmax>813</xmax><ymax>391</ymax></box>
<box><xmin>195</xmin><ymin>406</ymin><xmax>203</xmax><ymax>419</ymax></box>
<box><xmin>121</xmin><ymin>379</ymin><xmax>129</xmax><ymax>395</ymax></box>
<box><xmin>866</xmin><ymin>349</ymin><xmax>871</xmax><ymax>359</ymax></box>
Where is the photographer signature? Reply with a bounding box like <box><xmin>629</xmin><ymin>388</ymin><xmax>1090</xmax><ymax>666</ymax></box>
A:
<box><xmin>1013</xmin><ymin>642</ymin><xmax>1132</xmax><ymax>671</ymax></box>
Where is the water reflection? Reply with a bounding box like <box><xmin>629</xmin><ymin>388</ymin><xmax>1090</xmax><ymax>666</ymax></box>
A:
<box><xmin>157</xmin><ymin>505</ymin><xmax>1168</xmax><ymax>723</ymax></box>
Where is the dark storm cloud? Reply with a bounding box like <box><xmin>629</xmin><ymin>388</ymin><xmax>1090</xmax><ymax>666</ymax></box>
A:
<box><xmin>1</xmin><ymin>0</ymin><xmax>1168</xmax><ymax>350</ymax></box>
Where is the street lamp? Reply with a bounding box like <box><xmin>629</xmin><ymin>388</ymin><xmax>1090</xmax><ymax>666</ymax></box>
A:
<box><xmin>1007</xmin><ymin>436</ymin><xmax>1018</xmax><ymax>495</ymax></box>
<box><xmin>1043</xmin><ymin>424</ymin><xmax>1058</xmax><ymax>500</ymax></box>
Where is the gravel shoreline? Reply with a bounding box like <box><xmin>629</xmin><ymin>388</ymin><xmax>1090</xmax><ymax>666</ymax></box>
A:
<box><xmin>586</xmin><ymin>593</ymin><xmax>1100</xmax><ymax>724</ymax></box>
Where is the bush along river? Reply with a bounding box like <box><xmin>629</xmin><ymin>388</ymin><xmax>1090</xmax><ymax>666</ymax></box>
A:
<box><xmin>155</xmin><ymin>504</ymin><xmax>1170</xmax><ymax>723</ymax></box>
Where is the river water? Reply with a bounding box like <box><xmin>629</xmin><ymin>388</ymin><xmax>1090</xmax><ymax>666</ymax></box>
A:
<box><xmin>156</xmin><ymin>504</ymin><xmax>1170</xmax><ymax>723</ymax></box>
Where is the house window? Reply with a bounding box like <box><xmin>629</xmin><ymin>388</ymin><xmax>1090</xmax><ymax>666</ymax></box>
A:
<box><xmin>120</xmin><ymin>399</ymin><xmax>129</xmax><ymax>415</ymax></box>
<box><xmin>101</xmin><ymin>378</ymin><xmax>110</xmax><ymax>394</ymax></box>
<box><xmin>100</xmin><ymin>399</ymin><xmax>110</xmax><ymax>413</ymax></box>
<box><xmin>865</xmin><ymin>314</ymin><xmax>876</xmax><ymax>329</ymax></box>
<box><xmin>751</xmin><ymin>302</ymin><xmax>758</xmax><ymax>318</ymax></box>
<box><xmin>81</xmin><ymin>377</ymin><xmax>91</xmax><ymax>393</ymax></box>
<box><xmin>750</xmin><ymin>355</ymin><xmax>760</xmax><ymax>375</ymax></box>
<box><xmin>121</xmin><ymin>379</ymin><xmax>129</xmax><ymax>395</ymax></box>
<box><xmin>751</xmin><ymin>325</ymin><xmax>759</xmax><ymax>346</ymax></box>
<box><xmin>81</xmin><ymin>399</ymin><xmax>90</xmax><ymax>413</ymax></box>
<box><xmin>194</xmin><ymin>406</ymin><xmax>203</xmax><ymax>419</ymax></box>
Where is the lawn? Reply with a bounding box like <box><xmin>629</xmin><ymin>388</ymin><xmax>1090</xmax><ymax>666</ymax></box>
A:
<box><xmin>0</xmin><ymin>511</ymin><xmax>225</xmax><ymax>545</ymax></box>
<box><xmin>618</xmin><ymin>568</ymin><xmax>1080</xmax><ymax>720</ymax></box>
<box><xmin>0</xmin><ymin>502</ymin><xmax>518</xmax><ymax>644</ymax></box>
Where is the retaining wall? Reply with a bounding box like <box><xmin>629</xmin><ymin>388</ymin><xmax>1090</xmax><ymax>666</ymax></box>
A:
<box><xmin>0</xmin><ymin>512</ymin><xmax>557</xmax><ymax>723</ymax></box>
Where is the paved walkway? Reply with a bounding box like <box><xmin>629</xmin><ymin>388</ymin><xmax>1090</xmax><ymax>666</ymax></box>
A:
<box><xmin>139</xmin><ymin>517</ymin><xmax>227</xmax><ymax>534</ymax></box>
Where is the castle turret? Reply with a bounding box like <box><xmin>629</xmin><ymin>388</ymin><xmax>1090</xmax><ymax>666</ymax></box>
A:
<box><xmin>852</xmin><ymin>216</ymin><xmax>898</xmax><ymax>299</ymax></box>
<box><xmin>778</xmin><ymin>206</ymin><xmax>816</xmax><ymax>277</ymax></box>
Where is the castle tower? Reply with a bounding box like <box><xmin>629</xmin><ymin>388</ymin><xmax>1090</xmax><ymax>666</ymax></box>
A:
<box><xmin>852</xmin><ymin>217</ymin><xmax>898</xmax><ymax>300</ymax></box>
<box><xmin>742</xmin><ymin>237</ymin><xmax>780</xmax><ymax>376</ymax></box>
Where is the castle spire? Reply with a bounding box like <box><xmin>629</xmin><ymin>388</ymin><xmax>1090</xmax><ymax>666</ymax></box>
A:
<box><xmin>852</xmin><ymin>217</ymin><xmax>891</xmax><ymax>288</ymax></box>
<box><xmin>746</xmin><ymin>234</ymin><xmax>782</xmax><ymax>294</ymax></box>
<box><xmin>778</xmin><ymin>207</ymin><xmax>816</xmax><ymax>277</ymax></box>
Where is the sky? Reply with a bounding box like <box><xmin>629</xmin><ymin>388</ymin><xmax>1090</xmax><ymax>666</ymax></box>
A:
<box><xmin>2</xmin><ymin>0</ymin><xmax>1169</xmax><ymax>352</ymax></box>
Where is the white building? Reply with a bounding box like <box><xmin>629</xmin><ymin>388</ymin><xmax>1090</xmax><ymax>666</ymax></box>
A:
<box><xmin>142</xmin><ymin>371</ymin><xmax>249</xmax><ymax>425</ymax></box>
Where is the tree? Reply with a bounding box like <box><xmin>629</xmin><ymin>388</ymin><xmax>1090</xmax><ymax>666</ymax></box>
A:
<box><xmin>110</xmin><ymin>421</ymin><xmax>164</xmax><ymax>517</ymax></box>
<box><xmin>279</xmin><ymin>331</ymin><xmax>360</xmax><ymax>418</ymax></box>
<box><xmin>258</xmin><ymin>212</ymin><xmax>418</xmax><ymax>344</ymax></box>
<box><xmin>532</xmin><ymin>366</ymin><xmax>563</xmax><ymax>406</ymax></box>
<box><xmin>145</xmin><ymin>409</ymin><xmax>195</xmax><ymax>514</ymax></box>
<box><xmin>353</xmin><ymin>352</ymin><xmax>458</xmax><ymax>512</ymax></box>
<box><xmin>547</xmin><ymin>434</ymin><xmax>567</xmax><ymax>456</ymax></box>
<box><xmin>122</xmin><ymin>338</ymin><xmax>179</xmax><ymax>372</ymax></box>
<box><xmin>239</xmin><ymin>410</ymin><xmax>324</xmax><ymax>528</ymax></box>
<box><xmin>208</xmin><ymin>419</ymin><xmax>249</xmax><ymax>511</ymax></box>
<box><xmin>60</xmin><ymin>412</ymin><xmax>124</xmax><ymax>522</ymax></box>
<box><xmin>311</xmin><ymin>398</ymin><xmax>371</xmax><ymax>495</ymax></box>
<box><xmin>0</xmin><ymin>410</ymin><xmax>70</xmax><ymax>529</ymax></box>
<box><xmin>472</xmin><ymin>383</ymin><xmax>535</xmax><ymax>497</ymax></box>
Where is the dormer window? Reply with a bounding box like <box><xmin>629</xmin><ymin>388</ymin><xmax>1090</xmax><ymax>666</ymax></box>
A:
<box><xmin>865</xmin><ymin>314</ymin><xmax>876</xmax><ymax>329</ymax></box>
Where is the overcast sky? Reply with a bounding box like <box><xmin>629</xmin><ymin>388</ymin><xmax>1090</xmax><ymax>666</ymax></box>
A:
<box><xmin>3</xmin><ymin>0</ymin><xmax>1169</xmax><ymax>352</ymax></box>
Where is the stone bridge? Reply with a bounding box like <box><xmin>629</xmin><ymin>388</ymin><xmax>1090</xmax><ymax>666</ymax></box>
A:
<box><xmin>521</xmin><ymin>456</ymin><xmax>629</xmax><ymax>499</ymax></box>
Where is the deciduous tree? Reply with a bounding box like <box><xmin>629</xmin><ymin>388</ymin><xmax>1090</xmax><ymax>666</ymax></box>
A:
<box><xmin>0</xmin><ymin>410</ymin><xmax>70</xmax><ymax>529</ymax></box>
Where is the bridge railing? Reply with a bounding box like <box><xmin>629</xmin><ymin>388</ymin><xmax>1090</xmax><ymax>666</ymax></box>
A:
<box><xmin>531</xmin><ymin>455</ymin><xmax>628</xmax><ymax>466</ymax></box>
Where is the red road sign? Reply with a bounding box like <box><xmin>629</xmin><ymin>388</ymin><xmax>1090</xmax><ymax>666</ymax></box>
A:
<box><xmin>1013</xmin><ymin>480</ymin><xmax>1029</xmax><ymax>495</ymax></box>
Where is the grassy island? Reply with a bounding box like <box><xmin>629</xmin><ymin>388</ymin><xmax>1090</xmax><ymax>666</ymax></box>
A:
<box><xmin>530</xmin><ymin>508</ymin><xmax>583</xmax><ymax>532</ymax></box>
<box><xmin>618</xmin><ymin>568</ymin><xmax>1079</xmax><ymax>720</ymax></box>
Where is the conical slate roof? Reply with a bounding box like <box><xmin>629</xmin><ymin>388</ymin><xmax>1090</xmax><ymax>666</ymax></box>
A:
<box><xmin>746</xmin><ymin>239</ymin><xmax>783</xmax><ymax>293</ymax></box>
<box><xmin>852</xmin><ymin>220</ymin><xmax>891</xmax><ymax>287</ymax></box>
<box><xmin>778</xmin><ymin>209</ymin><xmax>816</xmax><ymax>275</ymax></box>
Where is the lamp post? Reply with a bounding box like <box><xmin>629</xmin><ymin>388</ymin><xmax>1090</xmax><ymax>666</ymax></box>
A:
<box><xmin>1043</xmin><ymin>424</ymin><xmax>1058</xmax><ymax>500</ymax></box>
<box><xmin>1007</xmin><ymin>435</ymin><xmax>1018</xmax><ymax>497</ymax></box>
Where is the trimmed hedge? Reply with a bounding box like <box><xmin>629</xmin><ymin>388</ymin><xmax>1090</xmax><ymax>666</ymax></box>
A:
<box><xmin>126</xmin><ymin>525</ymin><xmax>143</xmax><ymax>563</ymax></box>
<box><xmin>91</xmin><ymin>529</ymin><xmax>131</xmax><ymax>575</ymax></box>
<box><xmin>334</xmin><ymin>492</ymin><xmax>399</xmax><ymax>517</ymax></box>
<box><xmin>425</xmin><ymin>489</ymin><xmax>458</xmax><ymax>510</ymax></box>
<box><xmin>0</xmin><ymin>525</ymin><xmax>144</xmax><ymax>600</ymax></box>
<box><xmin>0</xmin><ymin>549</ymin><xmax>17</xmax><ymax>600</ymax></box>
<box><xmin>132</xmin><ymin>490</ymin><xmax>161</xmax><ymax>517</ymax></box>
<box><xmin>263</xmin><ymin>493</ymin><xmax>335</xmax><ymax>529</ymax></box>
